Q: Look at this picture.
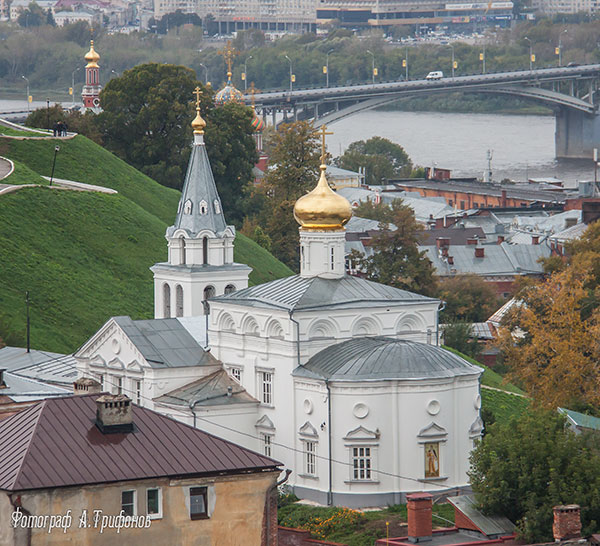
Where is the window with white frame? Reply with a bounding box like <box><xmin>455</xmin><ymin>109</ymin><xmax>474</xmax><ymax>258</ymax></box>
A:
<box><xmin>262</xmin><ymin>433</ymin><xmax>273</xmax><ymax>457</ymax></box>
<box><xmin>258</xmin><ymin>370</ymin><xmax>273</xmax><ymax>405</ymax></box>
<box><xmin>352</xmin><ymin>446</ymin><xmax>372</xmax><ymax>480</ymax></box>
<box><xmin>146</xmin><ymin>488</ymin><xmax>162</xmax><ymax>519</ymax></box>
<box><xmin>135</xmin><ymin>380</ymin><xmax>142</xmax><ymax>405</ymax></box>
<box><xmin>304</xmin><ymin>441</ymin><xmax>317</xmax><ymax>476</ymax></box>
<box><xmin>116</xmin><ymin>376</ymin><xmax>123</xmax><ymax>395</ymax></box>
<box><xmin>228</xmin><ymin>366</ymin><xmax>242</xmax><ymax>383</ymax></box>
<box><xmin>121</xmin><ymin>490</ymin><xmax>136</xmax><ymax>516</ymax></box>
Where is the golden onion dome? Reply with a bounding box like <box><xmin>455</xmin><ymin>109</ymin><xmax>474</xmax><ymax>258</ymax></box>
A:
<box><xmin>84</xmin><ymin>40</ymin><xmax>100</xmax><ymax>68</ymax></box>
<box><xmin>215</xmin><ymin>74</ymin><xmax>245</xmax><ymax>106</ymax></box>
<box><xmin>191</xmin><ymin>109</ymin><xmax>206</xmax><ymax>134</ymax></box>
<box><xmin>294</xmin><ymin>165</ymin><xmax>352</xmax><ymax>231</ymax></box>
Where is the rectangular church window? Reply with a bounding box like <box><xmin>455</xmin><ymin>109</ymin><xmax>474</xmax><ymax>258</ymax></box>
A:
<box><xmin>352</xmin><ymin>447</ymin><xmax>371</xmax><ymax>480</ymax></box>
<box><xmin>261</xmin><ymin>371</ymin><xmax>273</xmax><ymax>405</ymax></box>
<box><xmin>305</xmin><ymin>441</ymin><xmax>316</xmax><ymax>476</ymax></box>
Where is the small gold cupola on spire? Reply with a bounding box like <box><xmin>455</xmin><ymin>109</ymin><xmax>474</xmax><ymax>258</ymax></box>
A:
<box><xmin>293</xmin><ymin>125</ymin><xmax>352</xmax><ymax>231</ymax></box>
<box><xmin>191</xmin><ymin>86</ymin><xmax>206</xmax><ymax>135</ymax></box>
<box><xmin>84</xmin><ymin>40</ymin><xmax>100</xmax><ymax>68</ymax></box>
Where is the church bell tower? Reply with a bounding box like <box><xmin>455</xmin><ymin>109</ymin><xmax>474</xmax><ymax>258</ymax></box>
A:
<box><xmin>82</xmin><ymin>40</ymin><xmax>101</xmax><ymax>109</ymax></box>
<box><xmin>151</xmin><ymin>88</ymin><xmax>251</xmax><ymax>319</ymax></box>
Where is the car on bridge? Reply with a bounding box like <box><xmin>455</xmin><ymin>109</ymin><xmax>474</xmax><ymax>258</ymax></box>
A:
<box><xmin>426</xmin><ymin>71</ymin><xmax>444</xmax><ymax>80</ymax></box>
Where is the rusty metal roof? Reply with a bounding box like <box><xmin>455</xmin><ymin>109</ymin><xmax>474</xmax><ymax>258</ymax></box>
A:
<box><xmin>0</xmin><ymin>394</ymin><xmax>281</xmax><ymax>492</ymax></box>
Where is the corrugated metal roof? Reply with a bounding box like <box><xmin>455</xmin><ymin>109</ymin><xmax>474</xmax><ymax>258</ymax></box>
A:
<box><xmin>0</xmin><ymin>394</ymin><xmax>281</xmax><ymax>492</ymax></box>
<box><xmin>155</xmin><ymin>369</ymin><xmax>258</xmax><ymax>407</ymax></box>
<box><xmin>114</xmin><ymin>317</ymin><xmax>219</xmax><ymax>368</ymax></box>
<box><xmin>487</xmin><ymin>298</ymin><xmax>521</xmax><ymax>326</ymax></box>
<box><xmin>0</xmin><ymin>372</ymin><xmax>70</xmax><ymax>400</ymax></box>
<box><xmin>293</xmin><ymin>337</ymin><xmax>482</xmax><ymax>381</ymax></box>
<box><xmin>558</xmin><ymin>407</ymin><xmax>600</xmax><ymax>431</ymax></box>
<box><xmin>0</xmin><ymin>346</ymin><xmax>77</xmax><ymax>386</ymax></box>
<box><xmin>448</xmin><ymin>495</ymin><xmax>515</xmax><ymax>537</ymax></box>
<box><xmin>213</xmin><ymin>274</ymin><xmax>437</xmax><ymax>312</ymax></box>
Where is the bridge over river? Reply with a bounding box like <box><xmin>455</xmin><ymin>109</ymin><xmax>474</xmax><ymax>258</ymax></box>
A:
<box><xmin>253</xmin><ymin>64</ymin><xmax>600</xmax><ymax>160</ymax></box>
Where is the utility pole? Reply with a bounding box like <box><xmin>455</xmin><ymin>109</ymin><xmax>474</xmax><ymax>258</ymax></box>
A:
<box><xmin>25</xmin><ymin>291</ymin><xmax>31</xmax><ymax>353</ymax></box>
<box><xmin>285</xmin><ymin>55</ymin><xmax>293</xmax><ymax>92</ymax></box>
<box><xmin>524</xmin><ymin>37</ymin><xmax>533</xmax><ymax>72</ymax></box>
<box><xmin>46</xmin><ymin>98</ymin><xmax>50</xmax><ymax>131</ymax></box>
<box><xmin>449</xmin><ymin>44</ymin><xmax>455</xmax><ymax>79</ymax></box>
<box><xmin>21</xmin><ymin>76</ymin><xmax>30</xmax><ymax>113</ymax></box>
<box><xmin>243</xmin><ymin>55</ymin><xmax>252</xmax><ymax>91</ymax></box>
<box><xmin>558</xmin><ymin>29</ymin><xmax>567</xmax><ymax>67</ymax></box>
<box><xmin>366</xmin><ymin>50</ymin><xmax>375</xmax><ymax>85</ymax></box>
<box><xmin>325</xmin><ymin>48</ymin><xmax>334</xmax><ymax>88</ymax></box>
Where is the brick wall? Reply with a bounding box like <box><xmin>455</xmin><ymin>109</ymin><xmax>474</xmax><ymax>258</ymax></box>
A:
<box><xmin>407</xmin><ymin>492</ymin><xmax>433</xmax><ymax>539</ymax></box>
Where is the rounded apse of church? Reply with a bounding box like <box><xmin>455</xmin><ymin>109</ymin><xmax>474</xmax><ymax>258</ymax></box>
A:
<box><xmin>298</xmin><ymin>337</ymin><xmax>482</xmax><ymax>382</ymax></box>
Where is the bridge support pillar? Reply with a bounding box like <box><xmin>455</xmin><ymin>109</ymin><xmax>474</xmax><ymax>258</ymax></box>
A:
<box><xmin>556</xmin><ymin>107</ymin><xmax>600</xmax><ymax>159</ymax></box>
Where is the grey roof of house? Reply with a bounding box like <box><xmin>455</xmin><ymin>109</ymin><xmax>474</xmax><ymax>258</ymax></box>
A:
<box><xmin>0</xmin><ymin>346</ymin><xmax>77</xmax><ymax>387</ymax></box>
<box><xmin>293</xmin><ymin>337</ymin><xmax>482</xmax><ymax>381</ymax></box>
<box><xmin>212</xmin><ymin>274</ymin><xmax>437</xmax><ymax>312</ymax></box>
<box><xmin>337</xmin><ymin>187</ymin><xmax>375</xmax><ymax>204</ymax></box>
<box><xmin>0</xmin><ymin>372</ymin><xmax>70</xmax><ymax>402</ymax></box>
<box><xmin>0</xmin><ymin>394</ymin><xmax>281</xmax><ymax>492</ymax></box>
<box><xmin>550</xmin><ymin>222</ymin><xmax>588</xmax><ymax>243</ymax></box>
<box><xmin>113</xmin><ymin>317</ymin><xmax>219</xmax><ymax>368</ymax></box>
<box><xmin>558</xmin><ymin>407</ymin><xmax>600</xmax><ymax>431</ymax></box>
<box><xmin>448</xmin><ymin>495</ymin><xmax>515</xmax><ymax>537</ymax></box>
<box><xmin>154</xmin><ymin>369</ymin><xmax>258</xmax><ymax>407</ymax></box>
<box><xmin>420</xmin><ymin>227</ymin><xmax>487</xmax><ymax>246</ymax></box>
<box><xmin>326</xmin><ymin>165</ymin><xmax>360</xmax><ymax>178</ymax></box>
<box><xmin>421</xmin><ymin>242</ymin><xmax>551</xmax><ymax>277</ymax></box>
<box><xmin>168</xmin><ymin>138</ymin><xmax>228</xmax><ymax>237</ymax></box>
<box><xmin>345</xmin><ymin>216</ymin><xmax>388</xmax><ymax>233</ymax></box>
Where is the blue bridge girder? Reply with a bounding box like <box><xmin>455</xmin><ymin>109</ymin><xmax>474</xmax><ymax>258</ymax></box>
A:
<box><xmin>253</xmin><ymin>64</ymin><xmax>600</xmax><ymax>124</ymax></box>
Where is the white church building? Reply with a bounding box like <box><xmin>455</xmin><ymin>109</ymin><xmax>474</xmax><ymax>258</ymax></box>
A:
<box><xmin>75</xmin><ymin>101</ymin><xmax>483</xmax><ymax>507</ymax></box>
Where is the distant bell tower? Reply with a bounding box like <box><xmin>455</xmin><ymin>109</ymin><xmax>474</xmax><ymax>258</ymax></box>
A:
<box><xmin>82</xmin><ymin>40</ymin><xmax>101</xmax><ymax>109</ymax></box>
<box><xmin>151</xmin><ymin>88</ymin><xmax>251</xmax><ymax>319</ymax></box>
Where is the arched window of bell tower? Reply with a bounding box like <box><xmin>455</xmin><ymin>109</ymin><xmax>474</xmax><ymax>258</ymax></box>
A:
<box><xmin>163</xmin><ymin>283</ymin><xmax>171</xmax><ymax>318</ymax></box>
<box><xmin>179</xmin><ymin>237</ymin><xmax>186</xmax><ymax>265</ymax></box>
<box><xmin>202</xmin><ymin>236</ymin><xmax>208</xmax><ymax>265</ymax></box>
<box><xmin>175</xmin><ymin>285</ymin><xmax>184</xmax><ymax>317</ymax></box>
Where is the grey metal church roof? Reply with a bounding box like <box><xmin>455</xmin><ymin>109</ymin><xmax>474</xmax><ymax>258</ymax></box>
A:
<box><xmin>293</xmin><ymin>337</ymin><xmax>482</xmax><ymax>381</ymax></box>
<box><xmin>169</xmin><ymin>138</ymin><xmax>227</xmax><ymax>237</ymax></box>
<box><xmin>113</xmin><ymin>317</ymin><xmax>219</xmax><ymax>368</ymax></box>
<box><xmin>212</xmin><ymin>274</ymin><xmax>437</xmax><ymax>312</ymax></box>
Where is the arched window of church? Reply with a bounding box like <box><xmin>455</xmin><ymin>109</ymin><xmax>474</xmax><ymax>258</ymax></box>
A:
<box><xmin>204</xmin><ymin>285</ymin><xmax>216</xmax><ymax>301</ymax></box>
<box><xmin>224</xmin><ymin>284</ymin><xmax>236</xmax><ymax>295</ymax></box>
<box><xmin>163</xmin><ymin>283</ymin><xmax>171</xmax><ymax>318</ymax></box>
<box><xmin>199</xmin><ymin>200</ymin><xmax>208</xmax><ymax>215</ymax></box>
<box><xmin>202</xmin><ymin>236</ymin><xmax>208</xmax><ymax>265</ymax></box>
<box><xmin>183</xmin><ymin>199</ymin><xmax>193</xmax><ymax>214</ymax></box>
<box><xmin>180</xmin><ymin>237</ymin><xmax>186</xmax><ymax>265</ymax></box>
<box><xmin>175</xmin><ymin>285</ymin><xmax>184</xmax><ymax>317</ymax></box>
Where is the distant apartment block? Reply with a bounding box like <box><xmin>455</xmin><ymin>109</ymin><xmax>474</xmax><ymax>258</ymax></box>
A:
<box><xmin>530</xmin><ymin>0</ymin><xmax>600</xmax><ymax>15</ymax></box>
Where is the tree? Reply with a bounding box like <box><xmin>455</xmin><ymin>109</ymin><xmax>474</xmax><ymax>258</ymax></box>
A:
<box><xmin>260</xmin><ymin>121</ymin><xmax>321</xmax><ymax>269</ymax></box>
<box><xmin>336</xmin><ymin>136</ymin><xmax>413</xmax><ymax>185</ymax></box>
<box><xmin>353</xmin><ymin>200</ymin><xmax>395</xmax><ymax>223</ymax></box>
<box><xmin>357</xmin><ymin>200</ymin><xmax>437</xmax><ymax>296</ymax></box>
<box><xmin>438</xmin><ymin>274</ymin><xmax>501</xmax><ymax>322</ymax></box>
<box><xmin>469</xmin><ymin>409</ymin><xmax>600</xmax><ymax>543</ymax></box>
<box><xmin>203</xmin><ymin>13</ymin><xmax>218</xmax><ymax>36</ymax></box>
<box><xmin>498</xmin><ymin>259</ymin><xmax>600</xmax><ymax>410</ymax></box>
<box><xmin>96</xmin><ymin>63</ymin><xmax>257</xmax><ymax>223</ymax></box>
<box><xmin>17</xmin><ymin>3</ymin><xmax>45</xmax><ymax>27</ymax></box>
<box><xmin>46</xmin><ymin>8</ymin><xmax>55</xmax><ymax>26</ymax></box>
<box><xmin>442</xmin><ymin>322</ymin><xmax>481</xmax><ymax>358</ymax></box>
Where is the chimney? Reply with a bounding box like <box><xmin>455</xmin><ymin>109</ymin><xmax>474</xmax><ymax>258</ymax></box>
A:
<box><xmin>407</xmin><ymin>492</ymin><xmax>433</xmax><ymax>542</ymax></box>
<box><xmin>441</xmin><ymin>248</ymin><xmax>449</xmax><ymax>257</ymax></box>
<box><xmin>73</xmin><ymin>377</ymin><xmax>102</xmax><ymax>395</ymax></box>
<box><xmin>436</xmin><ymin>237</ymin><xmax>450</xmax><ymax>249</ymax></box>
<box><xmin>95</xmin><ymin>394</ymin><xmax>133</xmax><ymax>434</ymax></box>
<box><xmin>497</xmin><ymin>235</ymin><xmax>505</xmax><ymax>244</ymax></box>
<box><xmin>447</xmin><ymin>256</ymin><xmax>454</xmax><ymax>265</ymax></box>
<box><xmin>553</xmin><ymin>505</ymin><xmax>581</xmax><ymax>541</ymax></box>
<box><xmin>0</xmin><ymin>368</ymin><xmax>5</xmax><ymax>388</ymax></box>
<box><xmin>501</xmin><ymin>190</ymin><xmax>507</xmax><ymax>207</ymax></box>
<box><xmin>475</xmin><ymin>247</ymin><xmax>485</xmax><ymax>258</ymax></box>
<box><xmin>466</xmin><ymin>237</ymin><xmax>478</xmax><ymax>245</ymax></box>
<box><xmin>532</xmin><ymin>235</ymin><xmax>540</xmax><ymax>245</ymax></box>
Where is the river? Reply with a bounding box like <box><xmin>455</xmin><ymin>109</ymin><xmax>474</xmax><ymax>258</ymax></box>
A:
<box><xmin>1</xmin><ymin>98</ymin><xmax>595</xmax><ymax>187</ymax></box>
<box><xmin>327</xmin><ymin>110</ymin><xmax>595</xmax><ymax>188</ymax></box>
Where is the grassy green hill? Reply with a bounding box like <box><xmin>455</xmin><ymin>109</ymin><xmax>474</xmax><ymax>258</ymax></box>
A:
<box><xmin>0</xmin><ymin>133</ymin><xmax>293</xmax><ymax>353</ymax></box>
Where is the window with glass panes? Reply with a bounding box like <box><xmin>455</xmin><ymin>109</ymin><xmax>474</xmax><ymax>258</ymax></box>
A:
<box><xmin>352</xmin><ymin>446</ymin><xmax>372</xmax><ymax>480</ymax></box>
<box><xmin>229</xmin><ymin>367</ymin><xmax>241</xmax><ymax>382</ymax></box>
<box><xmin>190</xmin><ymin>487</ymin><xmax>208</xmax><ymax>520</ymax></box>
<box><xmin>146</xmin><ymin>488</ymin><xmax>161</xmax><ymax>518</ymax></box>
<box><xmin>262</xmin><ymin>433</ymin><xmax>272</xmax><ymax>456</ymax></box>
<box><xmin>260</xmin><ymin>371</ymin><xmax>273</xmax><ymax>405</ymax></box>
<box><xmin>135</xmin><ymin>380</ymin><xmax>141</xmax><ymax>405</ymax></box>
<box><xmin>305</xmin><ymin>441</ymin><xmax>316</xmax><ymax>476</ymax></box>
<box><xmin>121</xmin><ymin>490</ymin><xmax>136</xmax><ymax>516</ymax></box>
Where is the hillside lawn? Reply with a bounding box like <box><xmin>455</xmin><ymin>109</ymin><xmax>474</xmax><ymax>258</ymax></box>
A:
<box><xmin>0</xmin><ymin>134</ymin><xmax>292</xmax><ymax>353</ymax></box>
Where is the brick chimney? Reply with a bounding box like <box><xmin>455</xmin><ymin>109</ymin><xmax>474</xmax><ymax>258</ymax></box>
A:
<box><xmin>532</xmin><ymin>235</ymin><xmax>540</xmax><ymax>245</ymax></box>
<box><xmin>497</xmin><ymin>235</ymin><xmax>505</xmax><ymax>244</ymax></box>
<box><xmin>436</xmin><ymin>237</ymin><xmax>450</xmax><ymax>249</ymax></box>
<box><xmin>467</xmin><ymin>237</ymin><xmax>478</xmax><ymax>245</ymax></box>
<box><xmin>407</xmin><ymin>492</ymin><xmax>433</xmax><ymax>542</ymax></box>
<box><xmin>475</xmin><ymin>247</ymin><xmax>485</xmax><ymax>258</ymax></box>
<box><xmin>73</xmin><ymin>377</ymin><xmax>102</xmax><ymax>395</ymax></box>
<box><xmin>441</xmin><ymin>248</ymin><xmax>449</xmax><ymax>257</ymax></box>
<box><xmin>553</xmin><ymin>505</ymin><xmax>581</xmax><ymax>541</ymax></box>
<box><xmin>95</xmin><ymin>394</ymin><xmax>133</xmax><ymax>434</ymax></box>
<box><xmin>447</xmin><ymin>256</ymin><xmax>454</xmax><ymax>265</ymax></box>
<box><xmin>0</xmin><ymin>368</ymin><xmax>5</xmax><ymax>388</ymax></box>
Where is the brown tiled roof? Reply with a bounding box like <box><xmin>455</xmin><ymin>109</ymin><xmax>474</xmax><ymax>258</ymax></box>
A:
<box><xmin>0</xmin><ymin>394</ymin><xmax>281</xmax><ymax>492</ymax></box>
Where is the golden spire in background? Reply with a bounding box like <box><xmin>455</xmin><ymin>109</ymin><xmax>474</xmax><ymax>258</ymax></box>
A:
<box><xmin>218</xmin><ymin>40</ymin><xmax>239</xmax><ymax>82</ymax></box>
<box><xmin>191</xmin><ymin>86</ymin><xmax>206</xmax><ymax>135</ymax></box>
<box><xmin>293</xmin><ymin>124</ymin><xmax>352</xmax><ymax>231</ymax></box>
<box><xmin>248</xmin><ymin>81</ymin><xmax>261</xmax><ymax>107</ymax></box>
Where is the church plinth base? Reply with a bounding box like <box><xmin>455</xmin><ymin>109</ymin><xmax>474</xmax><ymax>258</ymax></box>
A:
<box><xmin>555</xmin><ymin>107</ymin><xmax>600</xmax><ymax>159</ymax></box>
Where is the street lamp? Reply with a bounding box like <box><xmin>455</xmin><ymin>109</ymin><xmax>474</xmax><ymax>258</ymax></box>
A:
<box><xmin>71</xmin><ymin>67</ymin><xmax>81</xmax><ymax>107</ymax></box>
<box><xmin>366</xmin><ymin>50</ymin><xmax>375</xmax><ymax>85</ymax></box>
<box><xmin>199</xmin><ymin>63</ymin><xmax>210</xmax><ymax>87</ymax></box>
<box><xmin>50</xmin><ymin>145</ymin><xmax>60</xmax><ymax>186</ymax></box>
<box><xmin>21</xmin><ymin>75</ymin><xmax>29</xmax><ymax>113</ymax></box>
<box><xmin>284</xmin><ymin>55</ymin><xmax>293</xmax><ymax>92</ymax></box>
<box><xmin>243</xmin><ymin>55</ymin><xmax>252</xmax><ymax>91</ymax></box>
<box><xmin>524</xmin><ymin>36</ymin><xmax>533</xmax><ymax>71</ymax></box>
<box><xmin>110</xmin><ymin>69</ymin><xmax>120</xmax><ymax>77</ymax></box>
<box><xmin>480</xmin><ymin>43</ymin><xmax>486</xmax><ymax>74</ymax></box>
<box><xmin>449</xmin><ymin>44</ymin><xmax>455</xmax><ymax>79</ymax></box>
<box><xmin>404</xmin><ymin>46</ymin><xmax>409</xmax><ymax>81</ymax></box>
<box><xmin>325</xmin><ymin>48</ymin><xmax>334</xmax><ymax>88</ymax></box>
<box><xmin>46</xmin><ymin>98</ymin><xmax>50</xmax><ymax>132</ymax></box>
<box><xmin>558</xmin><ymin>29</ymin><xmax>568</xmax><ymax>67</ymax></box>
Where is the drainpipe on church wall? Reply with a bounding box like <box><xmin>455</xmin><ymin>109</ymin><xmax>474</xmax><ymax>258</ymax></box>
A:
<box><xmin>436</xmin><ymin>301</ymin><xmax>446</xmax><ymax>346</ymax></box>
<box><xmin>326</xmin><ymin>379</ymin><xmax>333</xmax><ymax>506</ymax></box>
<box><xmin>203</xmin><ymin>300</ymin><xmax>210</xmax><ymax>348</ymax></box>
<box><xmin>288</xmin><ymin>310</ymin><xmax>300</xmax><ymax>368</ymax></box>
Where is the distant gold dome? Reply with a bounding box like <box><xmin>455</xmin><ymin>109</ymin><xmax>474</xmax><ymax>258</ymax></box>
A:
<box><xmin>191</xmin><ymin>110</ymin><xmax>206</xmax><ymax>134</ymax></box>
<box><xmin>294</xmin><ymin>165</ymin><xmax>352</xmax><ymax>231</ymax></box>
<box><xmin>85</xmin><ymin>40</ymin><xmax>100</xmax><ymax>68</ymax></box>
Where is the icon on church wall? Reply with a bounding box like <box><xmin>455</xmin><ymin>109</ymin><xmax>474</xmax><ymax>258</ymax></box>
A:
<box><xmin>424</xmin><ymin>442</ymin><xmax>440</xmax><ymax>478</ymax></box>
<box><xmin>183</xmin><ymin>199</ymin><xmax>193</xmax><ymax>214</ymax></box>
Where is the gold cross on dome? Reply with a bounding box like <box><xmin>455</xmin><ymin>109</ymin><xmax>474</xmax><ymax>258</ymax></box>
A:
<box><xmin>218</xmin><ymin>40</ymin><xmax>239</xmax><ymax>78</ymax></box>
<box><xmin>247</xmin><ymin>82</ymin><xmax>261</xmax><ymax>107</ymax></box>
<box><xmin>194</xmin><ymin>86</ymin><xmax>202</xmax><ymax>109</ymax></box>
<box><xmin>315</xmin><ymin>124</ymin><xmax>333</xmax><ymax>165</ymax></box>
